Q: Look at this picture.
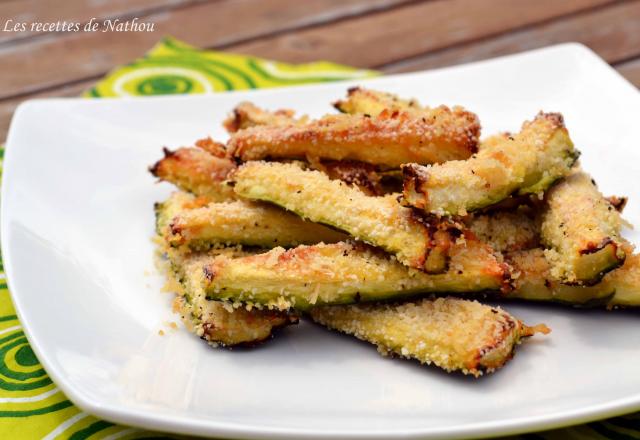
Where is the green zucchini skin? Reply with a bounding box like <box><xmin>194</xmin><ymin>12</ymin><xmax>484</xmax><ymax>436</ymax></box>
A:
<box><xmin>402</xmin><ymin>112</ymin><xmax>578</xmax><ymax>216</ymax></box>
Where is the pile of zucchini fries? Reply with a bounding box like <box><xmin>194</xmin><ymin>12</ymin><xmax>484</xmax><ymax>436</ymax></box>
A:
<box><xmin>151</xmin><ymin>88</ymin><xmax>639</xmax><ymax>377</ymax></box>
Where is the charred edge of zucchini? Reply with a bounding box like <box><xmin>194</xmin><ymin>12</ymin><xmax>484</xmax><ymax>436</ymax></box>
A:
<box><xmin>201</xmin><ymin>312</ymin><xmax>300</xmax><ymax>349</ymax></box>
<box><xmin>195</xmin><ymin>137</ymin><xmax>228</xmax><ymax>158</ymax></box>
<box><xmin>321</xmin><ymin>160</ymin><xmax>384</xmax><ymax>196</ymax></box>
<box><xmin>225</xmin><ymin>108</ymin><xmax>245</xmax><ymax>133</ymax></box>
<box><xmin>148</xmin><ymin>147</ymin><xmax>175</xmax><ymax>178</ymax></box>
<box><xmin>570</xmin><ymin>238</ymin><xmax>626</xmax><ymax>287</ymax></box>
<box><xmin>606</xmin><ymin>196</ymin><xmax>628</xmax><ymax>213</ymax></box>
<box><xmin>332</xmin><ymin>86</ymin><xmax>361</xmax><ymax>113</ymax></box>
<box><xmin>400</xmin><ymin>163</ymin><xmax>430</xmax><ymax>209</ymax></box>
<box><xmin>472</xmin><ymin>312</ymin><xmax>519</xmax><ymax>372</ymax></box>
<box><xmin>408</xmin><ymin>210</ymin><xmax>467</xmax><ymax>274</ymax></box>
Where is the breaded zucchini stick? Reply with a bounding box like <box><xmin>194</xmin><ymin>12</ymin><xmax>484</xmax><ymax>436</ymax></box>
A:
<box><xmin>333</xmin><ymin>87</ymin><xmax>421</xmax><ymax>116</ymax></box>
<box><xmin>223</xmin><ymin>102</ymin><xmax>307</xmax><ymax>133</ymax></box>
<box><xmin>541</xmin><ymin>171</ymin><xmax>625</xmax><ymax>285</ymax></box>
<box><xmin>506</xmin><ymin>245</ymin><xmax>639</xmax><ymax>307</ymax></box>
<box><xmin>310</xmin><ymin>297</ymin><xmax>548</xmax><ymax>376</ymax></box>
<box><xmin>160</xmin><ymin>243</ymin><xmax>298</xmax><ymax>347</ymax></box>
<box><xmin>150</xmin><ymin>147</ymin><xmax>237</xmax><ymax>201</ymax></box>
<box><xmin>232</xmin><ymin>161</ymin><xmax>477</xmax><ymax>273</ymax></box>
<box><xmin>198</xmin><ymin>241</ymin><xmax>508</xmax><ymax>310</ymax></box>
<box><xmin>158</xmin><ymin>191</ymin><xmax>346</xmax><ymax>249</ymax></box>
<box><xmin>403</xmin><ymin>112</ymin><xmax>578</xmax><ymax>215</ymax></box>
<box><xmin>227</xmin><ymin>107</ymin><xmax>480</xmax><ymax>167</ymax></box>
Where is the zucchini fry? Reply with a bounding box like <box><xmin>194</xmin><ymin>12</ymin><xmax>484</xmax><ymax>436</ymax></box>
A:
<box><xmin>158</xmin><ymin>191</ymin><xmax>347</xmax><ymax>249</ymax></box>
<box><xmin>541</xmin><ymin>171</ymin><xmax>625</xmax><ymax>285</ymax></box>
<box><xmin>232</xmin><ymin>161</ymin><xmax>474</xmax><ymax>272</ymax></box>
<box><xmin>160</xmin><ymin>243</ymin><xmax>298</xmax><ymax>347</ymax></box>
<box><xmin>227</xmin><ymin>107</ymin><xmax>480</xmax><ymax>167</ymax></box>
<box><xmin>199</xmin><ymin>241</ymin><xmax>508</xmax><ymax>310</ymax></box>
<box><xmin>310</xmin><ymin>297</ymin><xmax>548</xmax><ymax>377</ymax></box>
<box><xmin>223</xmin><ymin>101</ymin><xmax>307</xmax><ymax>133</ymax></box>
<box><xmin>403</xmin><ymin>112</ymin><xmax>578</xmax><ymax>215</ymax></box>
<box><xmin>333</xmin><ymin>87</ymin><xmax>421</xmax><ymax>116</ymax></box>
<box><xmin>506</xmin><ymin>245</ymin><xmax>640</xmax><ymax>307</ymax></box>
<box><xmin>150</xmin><ymin>147</ymin><xmax>237</xmax><ymax>201</ymax></box>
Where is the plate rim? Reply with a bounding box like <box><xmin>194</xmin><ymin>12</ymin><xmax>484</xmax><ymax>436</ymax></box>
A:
<box><xmin>2</xmin><ymin>42</ymin><xmax>640</xmax><ymax>439</ymax></box>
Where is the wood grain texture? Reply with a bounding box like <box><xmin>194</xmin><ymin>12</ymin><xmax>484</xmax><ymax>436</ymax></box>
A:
<box><xmin>229</xmin><ymin>0</ymin><xmax>614</xmax><ymax>67</ymax></box>
<box><xmin>382</xmin><ymin>0</ymin><xmax>640</xmax><ymax>73</ymax></box>
<box><xmin>0</xmin><ymin>0</ymin><xmax>412</xmax><ymax>99</ymax></box>
<box><xmin>616</xmin><ymin>57</ymin><xmax>640</xmax><ymax>87</ymax></box>
<box><xmin>0</xmin><ymin>0</ymin><xmax>208</xmax><ymax>44</ymax></box>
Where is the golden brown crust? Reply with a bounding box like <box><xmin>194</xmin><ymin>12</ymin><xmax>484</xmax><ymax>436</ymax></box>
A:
<box><xmin>227</xmin><ymin>107</ymin><xmax>480</xmax><ymax>167</ymax></box>
<box><xmin>223</xmin><ymin>101</ymin><xmax>305</xmax><ymax>133</ymax></box>
<box><xmin>315</xmin><ymin>160</ymin><xmax>386</xmax><ymax>196</ymax></box>
<box><xmin>333</xmin><ymin>87</ymin><xmax>422</xmax><ymax>116</ymax></box>
<box><xmin>194</xmin><ymin>137</ymin><xmax>228</xmax><ymax>158</ymax></box>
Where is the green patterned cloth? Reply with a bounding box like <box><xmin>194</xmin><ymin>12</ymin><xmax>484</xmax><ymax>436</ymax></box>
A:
<box><xmin>1</xmin><ymin>37</ymin><xmax>638</xmax><ymax>439</ymax></box>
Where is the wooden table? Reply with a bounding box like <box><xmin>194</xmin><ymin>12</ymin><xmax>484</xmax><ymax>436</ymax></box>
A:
<box><xmin>1</xmin><ymin>0</ymin><xmax>638</xmax><ymax>141</ymax></box>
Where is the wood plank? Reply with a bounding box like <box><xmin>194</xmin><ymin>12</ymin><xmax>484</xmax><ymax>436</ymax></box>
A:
<box><xmin>0</xmin><ymin>0</ymin><xmax>412</xmax><ymax>99</ymax></box>
<box><xmin>615</xmin><ymin>57</ymin><xmax>640</xmax><ymax>88</ymax></box>
<box><xmin>2</xmin><ymin>57</ymin><xmax>637</xmax><ymax>143</ymax></box>
<box><xmin>230</xmin><ymin>0</ymin><xmax>614</xmax><ymax>66</ymax></box>
<box><xmin>382</xmin><ymin>0</ymin><xmax>640</xmax><ymax>73</ymax></box>
<box><xmin>0</xmin><ymin>0</ymin><xmax>208</xmax><ymax>44</ymax></box>
<box><xmin>0</xmin><ymin>80</ymin><xmax>95</xmax><ymax>143</ymax></box>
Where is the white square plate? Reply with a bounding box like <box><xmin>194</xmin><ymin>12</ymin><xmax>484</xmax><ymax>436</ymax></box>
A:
<box><xmin>3</xmin><ymin>44</ymin><xmax>640</xmax><ymax>439</ymax></box>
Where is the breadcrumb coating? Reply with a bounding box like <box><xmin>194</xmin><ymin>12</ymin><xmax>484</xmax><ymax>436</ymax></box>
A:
<box><xmin>541</xmin><ymin>170</ymin><xmax>625</xmax><ymax>285</ymax></box>
<box><xmin>198</xmin><ymin>241</ymin><xmax>507</xmax><ymax>310</ymax></box>
<box><xmin>310</xmin><ymin>297</ymin><xmax>548</xmax><ymax>377</ymax></box>
<box><xmin>160</xmin><ymin>191</ymin><xmax>346</xmax><ymax>249</ymax></box>
<box><xmin>403</xmin><ymin>112</ymin><xmax>578</xmax><ymax>215</ymax></box>
<box><xmin>194</xmin><ymin>137</ymin><xmax>228</xmax><ymax>158</ymax></box>
<box><xmin>333</xmin><ymin>87</ymin><xmax>422</xmax><ymax>116</ymax></box>
<box><xmin>227</xmin><ymin>106</ymin><xmax>480</xmax><ymax>167</ymax></box>
<box><xmin>467</xmin><ymin>208</ymin><xmax>540</xmax><ymax>253</ymax></box>
<box><xmin>223</xmin><ymin>101</ymin><xmax>307</xmax><ymax>133</ymax></box>
<box><xmin>232</xmin><ymin>161</ymin><xmax>488</xmax><ymax>272</ymax></box>
<box><xmin>149</xmin><ymin>147</ymin><xmax>237</xmax><ymax>201</ymax></box>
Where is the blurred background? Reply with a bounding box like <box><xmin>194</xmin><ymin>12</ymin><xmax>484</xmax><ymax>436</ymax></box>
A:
<box><xmin>1</xmin><ymin>0</ymin><xmax>638</xmax><ymax>140</ymax></box>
